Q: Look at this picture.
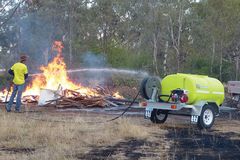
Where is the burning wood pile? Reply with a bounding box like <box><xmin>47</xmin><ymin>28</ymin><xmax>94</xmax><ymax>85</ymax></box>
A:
<box><xmin>45</xmin><ymin>88</ymin><xmax>124</xmax><ymax>108</ymax></box>
<box><xmin>21</xmin><ymin>86</ymin><xmax>126</xmax><ymax>108</ymax></box>
<box><xmin>1</xmin><ymin>41</ymin><xmax>129</xmax><ymax>108</ymax></box>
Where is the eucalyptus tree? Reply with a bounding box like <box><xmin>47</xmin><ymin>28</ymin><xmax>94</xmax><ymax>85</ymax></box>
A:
<box><xmin>0</xmin><ymin>0</ymin><xmax>27</xmax><ymax>69</ymax></box>
<box><xmin>191</xmin><ymin>0</ymin><xmax>240</xmax><ymax>81</ymax></box>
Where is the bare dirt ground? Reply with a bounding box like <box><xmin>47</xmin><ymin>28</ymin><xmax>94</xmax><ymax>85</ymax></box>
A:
<box><xmin>0</xmin><ymin>103</ymin><xmax>239</xmax><ymax>160</ymax></box>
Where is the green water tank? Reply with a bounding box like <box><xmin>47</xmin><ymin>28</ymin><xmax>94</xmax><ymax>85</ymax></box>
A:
<box><xmin>161</xmin><ymin>73</ymin><xmax>224</xmax><ymax>106</ymax></box>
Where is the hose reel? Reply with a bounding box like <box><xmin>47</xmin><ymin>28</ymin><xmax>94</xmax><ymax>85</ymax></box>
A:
<box><xmin>140</xmin><ymin>76</ymin><xmax>161</xmax><ymax>100</ymax></box>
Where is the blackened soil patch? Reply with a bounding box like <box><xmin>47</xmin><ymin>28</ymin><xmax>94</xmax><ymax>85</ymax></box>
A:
<box><xmin>77</xmin><ymin>139</ymin><xmax>159</xmax><ymax>160</ymax></box>
<box><xmin>219</xmin><ymin>111</ymin><xmax>240</xmax><ymax>120</ymax></box>
<box><xmin>166</xmin><ymin>127</ymin><xmax>240</xmax><ymax>160</ymax></box>
<box><xmin>0</xmin><ymin>146</ymin><xmax>35</xmax><ymax>154</ymax></box>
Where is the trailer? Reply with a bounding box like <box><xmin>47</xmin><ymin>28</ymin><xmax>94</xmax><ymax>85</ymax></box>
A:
<box><xmin>227</xmin><ymin>81</ymin><xmax>240</xmax><ymax>108</ymax></box>
<box><xmin>141</xmin><ymin>73</ymin><xmax>225</xmax><ymax>129</ymax></box>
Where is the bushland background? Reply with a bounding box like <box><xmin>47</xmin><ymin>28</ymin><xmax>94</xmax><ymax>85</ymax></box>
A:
<box><xmin>0</xmin><ymin>0</ymin><xmax>240</xmax><ymax>86</ymax></box>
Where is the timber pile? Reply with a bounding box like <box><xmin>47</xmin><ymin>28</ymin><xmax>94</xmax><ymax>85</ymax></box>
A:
<box><xmin>22</xmin><ymin>95</ymin><xmax>39</xmax><ymax>103</ymax></box>
<box><xmin>49</xmin><ymin>89</ymin><xmax>123</xmax><ymax>108</ymax></box>
<box><xmin>22</xmin><ymin>87</ymin><xmax>130</xmax><ymax>108</ymax></box>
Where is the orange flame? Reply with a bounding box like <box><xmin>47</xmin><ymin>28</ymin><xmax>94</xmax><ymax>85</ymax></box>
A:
<box><xmin>51</xmin><ymin>40</ymin><xmax>64</xmax><ymax>53</ymax></box>
<box><xmin>24</xmin><ymin>41</ymin><xmax>97</xmax><ymax>96</ymax></box>
<box><xmin>0</xmin><ymin>89</ymin><xmax>8</xmax><ymax>101</ymax></box>
<box><xmin>113</xmin><ymin>91</ymin><xmax>124</xmax><ymax>99</ymax></box>
<box><xmin>0</xmin><ymin>41</ymin><xmax>123</xmax><ymax>101</ymax></box>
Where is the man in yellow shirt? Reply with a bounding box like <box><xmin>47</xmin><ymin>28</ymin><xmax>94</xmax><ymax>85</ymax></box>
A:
<box><xmin>6</xmin><ymin>55</ymin><xmax>28</xmax><ymax>112</ymax></box>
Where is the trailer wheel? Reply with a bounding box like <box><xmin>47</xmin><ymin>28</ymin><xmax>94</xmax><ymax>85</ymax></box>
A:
<box><xmin>198</xmin><ymin>105</ymin><xmax>215</xmax><ymax>129</ymax></box>
<box><xmin>150</xmin><ymin>109</ymin><xmax>168</xmax><ymax>124</ymax></box>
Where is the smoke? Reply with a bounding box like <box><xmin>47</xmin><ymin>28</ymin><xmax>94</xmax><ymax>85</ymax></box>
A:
<box><xmin>82</xmin><ymin>52</ymin><xmax>108</xmax><ymax>86</ymax></box>
<box><xmin>18</xmin><ymin>12</ymin><xmax>54</xmax><ymax>72</ymax></box>
<box><xmin>82</xmin><ymin>52</ymin><xmax>107</xmax><ymax>68</ymax></box>
<box><xmin>68</xmin><ymin>52</ymin><xmax>149</xmax><ymax>87</ymax></box>
<box><xmin>13</xmin><ymin>7</ymin><xmax>68</xmax><ymax>74</ymax></box>
<box><xmin>69</xmin><ymin>52</ymin><xmax>108</xmax><ymax>86</ymax></box>
<box><xmin>10</xmin><ymin>8</ymin><xmax>148</xmax><ymax>88</ymax></box>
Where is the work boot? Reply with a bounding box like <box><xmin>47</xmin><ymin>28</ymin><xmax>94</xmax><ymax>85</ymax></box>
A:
<box><xmin>14</xmin><ymin>109</ymin><xmax>23</xmax><ymax>113</ymax></box>
<box><xmin>5</xmin><ymin>105</ymin><xmax>11</xmax><ymax>112</ymax></box>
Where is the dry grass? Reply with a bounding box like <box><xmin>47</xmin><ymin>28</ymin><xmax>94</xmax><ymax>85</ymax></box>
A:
<box><xmin>0</xmin><ymin>111</ymin><xmax>149</xmax><ymax>160</ymax></box>
<box><xmin>1</xmin><ymin>106</ymin><xmax>239</xmax><ymax>159</ymax></box>
<box><xmin>213</xmin><ymin>119</ymin><xmax>240</xmax><ymax>139</ymax></box>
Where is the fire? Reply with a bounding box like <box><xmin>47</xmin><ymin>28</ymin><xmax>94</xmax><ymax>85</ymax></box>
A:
<box><xmin>0</xmin><ymin>89</ymin><xmax>8</xmax><ymax>101</ymax></box>
<box><xmin>24</xmin><ymin>41</ymin><xmax>97</xmax><ymax>96</ymax></box>
<box><xmin>113</xmin><ymin>91</ymin><xmax>124</xmax><ymax>99</ymax></box>
<box><xmin>51</xmin><ymin>40</ymin><xmax>64</xmax><ymax>54</ymax></box>
<box><xmin>0</xmin><ymin>41</ymin><xmax>124</xmax><ymax>103</ymax></box>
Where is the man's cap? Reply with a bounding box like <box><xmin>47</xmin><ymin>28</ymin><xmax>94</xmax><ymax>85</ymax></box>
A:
<box><xmin>20</xmin><ymin>55</ymin><xmax>27</xmax><ymax>61</ymax></box>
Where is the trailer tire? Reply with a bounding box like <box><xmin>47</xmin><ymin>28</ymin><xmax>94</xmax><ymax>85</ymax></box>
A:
<box><xmin>198</xmin><ymin>105</ymin><xmax>215</xmax><ymax>129</ymax></box>
<box><xmin>150</xmin><ymin>109</ymin><xmax>168</xmax><ymax>124</ymax></box>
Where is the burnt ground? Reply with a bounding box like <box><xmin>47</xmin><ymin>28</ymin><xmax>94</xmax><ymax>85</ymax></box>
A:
<box><xmin>75</xmin><ymin>122</ymin><xmax>240</xmax><ymax>160</ymax></box>
<box><xmin>67</xmin><ymin>107</ymin><xmax>240</xmax><ymax>159</ymax></box>
<box><xmin>165</xmin><ymin>127</ymin><xmax>240</xmax><ymax>160</ymax></box>
<box><xmin>74</xmin><ymin>125</ymin><xmax>240</xmax><ymax>160</ymax></box>
<box><xmin>0</xmin><ymin>147</ymin><xmax>36</xmax><ymax>154</ymax></box>
<box><xmin>76</xmin><ymin>108</ymin><xmax>240</xmax><ymax>160</ymax></box>
<box><xmin>0</xmin><ymin>103</ymin><xmax>240</xmax><ymax>160</ymax></box>
<box><xmin>76</xmin><ymin>139</ymin><xmax>160</xmax><ymax>159</ymax></box>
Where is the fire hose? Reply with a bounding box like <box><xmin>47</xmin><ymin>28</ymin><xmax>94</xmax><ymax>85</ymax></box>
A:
<box><xmin>25</xmin><ymin>76</ymin><xmax>158</xmax><ymax>123</ymax></box>
<box><xmin>106</xmin><ymin>90</ymin><xmax>140</xmax><ymax>122</ymax></box>
<box><xmin>25</xmin><ymin>90</ymin><xmax>141</xmax><ymax>124</ymax></box>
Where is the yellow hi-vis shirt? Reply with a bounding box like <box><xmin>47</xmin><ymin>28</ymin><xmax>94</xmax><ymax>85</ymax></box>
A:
<box><xmin>11</xmin><ymin>62</ymin><xmax>28</xmax><ymax>85</ymax></box>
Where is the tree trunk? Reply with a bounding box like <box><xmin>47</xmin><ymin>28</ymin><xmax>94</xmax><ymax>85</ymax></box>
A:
<box><xmin>168</xmin><ymin>2</ymin><xmax>183</xmax><ymax>73</ymax></box>
<box><xmin>210</xmin><ymin>38</ymin><xmax>215</xmax><ymax>74</ymax></box>
<box><xmin>163</xmin><ymin>41</ymin><xmax>169</xmax><ymax>76</ymax></box>
<box><xmin>103</xmin><ymin>27</ymin><xmax>108</xmax><ymax>54</ymax></box>
<box><xmin>153</xmin><ymin>34</ymin><xmax>159</xmax><ymax>75</ymax></box>
<box><xmin>169</xmin><ymin>17</ymin><xmax>180</xmax><ymax>72</ymax></box>
<box><xmin>219</xmin><ymin>41</ymin><xmax>223</xmax><ymax>81</ymax></box>
<box><xmin>236</xmin><ymin>56</ymin><xmax>239</xmax><ymax>80</ymax></box>
<box><xmin>176</xmin><ymin>2</ymin><xmax>183</xmax><ymax>72</ymax></box>
<box><xmin>177</xmin><ymin>54</ymin><xmax>180</xmax><ymax>73</ymax></box>
<box><xmin>173</xmin><ymin>46</ymin><xmax>181</xmax><ymax>72</ymax></box>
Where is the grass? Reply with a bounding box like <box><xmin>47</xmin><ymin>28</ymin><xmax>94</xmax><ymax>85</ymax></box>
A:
<box><xmin>0</xmin><ymin>106</ymin><xmax>239</xmax><ymax>159</ymax></box>
<box><xmin>0</xmin><ymin>111</ymin><xmax>149</xmax><ymax>160</ymax></box>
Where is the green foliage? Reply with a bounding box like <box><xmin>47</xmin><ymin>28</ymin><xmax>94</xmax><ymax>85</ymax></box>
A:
<box><xmin>111</xmin><ymin>75</ymin><xmax>139</xmax><ymax>88</ymax></box>
<box><xmin>185</xmin><ymin>54</ymin><xmax>235</xmax><ymax>82</ymax></box>
<box><xmin>107</xmin><ymin>46</ymin><xmax>151</xmax><ymax>69</ymax></box>
<box><xmin>88</xmin><ymin>42</ymin><xmax>152</xmax><ymax>70</ymax></box>
<box><xmin>221</xmin><ymin>61</ymin><xmax>235</xmax><ymax>82</ymax></box>
<box><xmin>186</xmin><ymin>55</ymin><xmax>211</xmax><ymax>75</ymax></box>
<box><xmin>1</xmin><ymin>0</ymin><xmax>240</xmax><ymax>82</ymax></box>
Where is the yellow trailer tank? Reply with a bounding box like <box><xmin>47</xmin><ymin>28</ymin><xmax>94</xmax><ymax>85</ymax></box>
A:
<box><xmin>161</xmin><ymin>73</ymin><xmax>224</xmax><ymax>106</ymax></box>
